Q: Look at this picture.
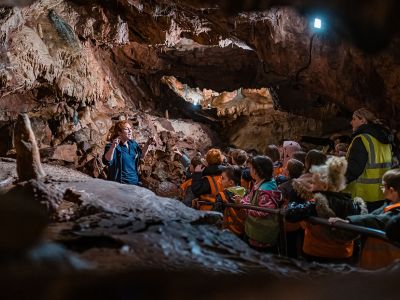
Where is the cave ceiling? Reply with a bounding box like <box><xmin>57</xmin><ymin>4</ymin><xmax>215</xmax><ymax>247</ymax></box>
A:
<box><xmin>1</xmin><ymin>0</ymin><xmax>399</xmax><ymax>136</ymax></box>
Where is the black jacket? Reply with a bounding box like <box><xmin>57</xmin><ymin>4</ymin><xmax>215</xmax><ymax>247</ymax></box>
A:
<box><xmin>347</xmin><ymin>201</ymin><xmax>400</xmax><ymax>230</ymax></box>
<box><xmin>286</xmin><ymin>191</ymin><xmax>367</xmax><ymax>241</ymax></box>
<box><xmin>346</xmin><ymin>124</ymin><xmax>393</xmax><ymax>183</ymax></box>
<box><xmin>285</xmin><ymin>191</ymin><xmax>365</xmax><ymax>222</ymax></box>
<box><xmin>386</xmin><ymin>214</ymin><xmax>400</xmax><ymax>243</ymax></box>
<box><xmin>191</xmin><ymin>165</ymin><xmax>225</xmax><ymax>197</ymax></box>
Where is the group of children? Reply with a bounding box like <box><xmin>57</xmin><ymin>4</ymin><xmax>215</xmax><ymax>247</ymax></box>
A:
<box><xmin>177</xmin><ymin>141</ymin><xmax>400</xmax><ymax>269</ymax></box>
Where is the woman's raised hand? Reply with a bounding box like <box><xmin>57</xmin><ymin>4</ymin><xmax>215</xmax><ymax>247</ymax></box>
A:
<box><xmin>112</xmin><ymin>138</ymin><xmax>120</xmax><ymax>148</ymax></box>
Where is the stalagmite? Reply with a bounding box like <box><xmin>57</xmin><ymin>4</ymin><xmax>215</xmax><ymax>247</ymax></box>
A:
<box><xmin>37</xmin><ymin>23</ymin><xmax>43</xmax><ymax>39</ymax></box>
<box><xmin>14</xmin><ymin>113</ymin><xmax>46</xmax><ymax>181</ymax></box>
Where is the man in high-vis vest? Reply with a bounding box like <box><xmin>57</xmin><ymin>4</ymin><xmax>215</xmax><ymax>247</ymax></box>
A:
<box><xmin>345</xmin><ymin>108</ymin><xmax>393</xmax><ymax>212</ymax></box>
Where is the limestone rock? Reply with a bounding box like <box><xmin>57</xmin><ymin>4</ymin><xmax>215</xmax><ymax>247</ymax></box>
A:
<box><xmin>155</xmin><ymin>181</ymin><xmax>180</xmax><ymax>198</ymax></box>
<box><xmin>14</xmin><ymin>113</ymin><xmax>46</xmax><ymax>181</ymax></box>
<box><xmin>40</xmin><ymin>144</ymin><xmax>78</xmax><ymax>164</ymax></box>
<box><xmin>4</xmin><ymin>179</ymin><xmax>64</xmax><ymax>220</ymax></box>
<box><xmin>51</xmin><ymin>144</ymin><xmax>78</xmax><ymax>163</ymax></box>
<box><xmin>57</xmin><ymin>178</ymin><xmax>217</xmax><ymax>223</ymax></box>
<box><xmin>30</xmin><ymin>117</ymin><xmax>52</xmax><ymax>147</ymax></box>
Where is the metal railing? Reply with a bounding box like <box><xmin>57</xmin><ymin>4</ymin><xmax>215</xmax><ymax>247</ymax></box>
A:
<box><xmin>224</xmin><ymin>202</ymin><xmax>400</xmax><ymax>248</ymax></box>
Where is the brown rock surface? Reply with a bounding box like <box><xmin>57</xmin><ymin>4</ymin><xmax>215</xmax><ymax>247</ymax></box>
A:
<box><xmin>0</xmin><ymin>160</ymin><xmax>371</xmax><ymax>276</ymax></box>
<box><xmin>1</xmin><ymin>155</ymin><xmax>400</xmax><ymax>300</ymax></box>
<box><xmin>42</xmin><ymin>143</ymin><xmax>78</xmax><ymax>163</ymax></box>
<box><xmin>2</xmin><ymin>0</ymin><xmax>398</xmax><ymax>189</ymax></box>
<box><xmin>14</xmin><ymin>113</ymin><xmax>46</xmax><ymax>181</ymax></box>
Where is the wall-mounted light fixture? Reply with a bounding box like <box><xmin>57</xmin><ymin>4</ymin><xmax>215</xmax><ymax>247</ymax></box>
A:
<box><xmin>314</xmin><ymin>18</ymin><xmax>322</xmax><ymax>29</ymax></box>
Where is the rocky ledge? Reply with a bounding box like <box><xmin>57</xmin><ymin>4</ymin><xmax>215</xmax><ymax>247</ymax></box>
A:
<box><xmin>0</xmin><ymin>158</ymin><xmax>360</xmax><ymax>275</ymax></box>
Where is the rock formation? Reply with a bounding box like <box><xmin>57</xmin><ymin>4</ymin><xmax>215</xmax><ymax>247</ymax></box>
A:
<box><xmin>0</xmin><ymin>158</ymin><xmax>360</xmax><ymax>275</ymax></box>
<box><xmin>1</xmin><ymin>0</ymin><xmax>399</xmax><ymax>192</ymax></box>
<box><xmin>14</xmin><ymin>113</ymin><xmax>46</xmax><ymax>181</ymax></box>
<box><xmin>1</xmin><ymin>2</ymin><xmax>400</xmax><ymax>295</ymax></box>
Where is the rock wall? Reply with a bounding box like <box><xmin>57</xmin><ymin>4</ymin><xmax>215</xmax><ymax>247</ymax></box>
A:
<box><xmin>1</xmin><ymin>0</ymin><xmax>399</xmax><ymax>190</ymax></box>
<box><xmin>0</xmin><ymin>0</ymin><xmax>225</xmax><ymax>195</ymax></box>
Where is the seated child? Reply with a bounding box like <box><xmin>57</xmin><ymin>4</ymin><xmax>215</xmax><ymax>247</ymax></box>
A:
<box><xmin>191</xmin><ymin>148</ymin><xmax>225</xmax><ymax>210</ymax></box>
<box><xmin>213</xmin><ymin>165</ymin><xmax>247</xmax><ymax>236</ymax></box>
<box><xmin>286</xmin><ymin>156</ymin><xmax>367</xmax><ymax>263</ymax></box>
<box><xmin>330</xmin><ymin>169</ymin><xmax>400</xmax><ymax>269</ymax></box>
<box><xmin>265</xmin><ymin>145</ymin><xmax>283</xmax><ymax>177</ymax></box>
<box><xmin>236</xmin><ymin>156</ymin><xmax>283</xmax><ymax>251</ymax></box>
<box><xmin>278</xmin><ymin>158</ymin><xmax>304</xmax><ymax>258</ymax></box>
<box><xmin>334</xmin><ymin>143</ymin><xmax>349</xmax><ymax>157</ymax></box>
<box><xmin>180</xmin><ymin>154</ymin><xmax>203</xmax><ymax>207</ymax></box>
<box><xmin>279</xmin><ymin>159</ymin><xmax>305</xmax><ymax>203</ymax></box>
<box><xmin>292</xmin><ymin>151</ymin><xmax>307</xmax><ymax>164</ymax></box>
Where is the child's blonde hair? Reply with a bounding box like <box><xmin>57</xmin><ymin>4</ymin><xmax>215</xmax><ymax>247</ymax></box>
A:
<box><xmin>311</xmin><ymin>156</ymin><xmax>348</xmax><ymax>192</ymax></box>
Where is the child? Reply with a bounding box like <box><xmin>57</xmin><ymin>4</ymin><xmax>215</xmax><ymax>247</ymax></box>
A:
<box><xmin>282</xmin><ymin>150</ymin><xmax>327</xmax><ymax>259</ymax></box>
<box><xmin>286</xmin><ymin>156</ymin><xmax>367</xmax><ymax>263</ymax></box>
<box><xmin>330</xmin><ymin>169</ymin><xmax>400</xmax><ymax>269</ymax></box>
<box><xmin>240</xmin><ymin>156</ymin><xmax>254</xmax><ymax>192</ymax></box>
<box><xmin>278</xmin><ymin>159</ymin><xmax>304</xmax><ymax>258</ymax></box>
<box><xmin>231</xmin><ymin>149</ymin><xmax>248</xmax><ymax>168</ymax></box>
<box><xmin>265</xmin><ymin>145</ymin><xmax>283</xmax><ymax>177</ymax></box>
<box><xmin>292</xmin><ymin>151</ymin><xmax>307</xmax><ymax>164</ymax></box>
<box><xmin>281</xmin><ymin>141</ymin><xmax>302</xmax><ymax>167</ymax></box>
<box><xmin>213</xmin><ymin>166</ymin><xmax>247</xmax><ymax>236</ymax></box>
<box><xmin>191</xmin><ymin>148</ymin><xmax>225</xmax><ymax>210</ymax></box>
<box><xmin>180</xmin><ymin>154</ymin><xmax>203</xmax><ymax>207</ymax></box>
<box><xmin>279</xmin><ymin>159</ymin><xmax>305</xmax><ymax>202</ymax></box>
<box><xmin>236</xmin><ymin>156</ymin><xmax>283</xmax><ymax>251</ymax></box>
<box><xmin>290</xmin><ymin>149</ymin><xmax>327</xmax><ymax>204</ymax></box>
<box><xmin>277</xmin><ymin>141</ymin><xmax>302</xmax><ymax>185</ymax></box>
<box><xmin>334</xmin><ymin>143</ymin><xmax>349</xmax><ymax>157</ymax></box>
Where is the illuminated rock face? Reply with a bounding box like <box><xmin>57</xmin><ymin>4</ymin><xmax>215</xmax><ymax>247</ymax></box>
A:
<box><xmin>163</xmin><ymin>76</ymin><xmax>338</xmax><ymax>152</ymax></box>
<box><xmin>1</xmin><ymin>0</ymin><xmax>399</xmax><ymax>188</ymax></box>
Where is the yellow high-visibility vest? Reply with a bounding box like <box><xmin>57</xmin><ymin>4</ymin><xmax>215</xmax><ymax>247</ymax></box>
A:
<box><xmin>345</xmin><ymin>134</ymin><xmax>392</xmax><ymax>202</ymax></box>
